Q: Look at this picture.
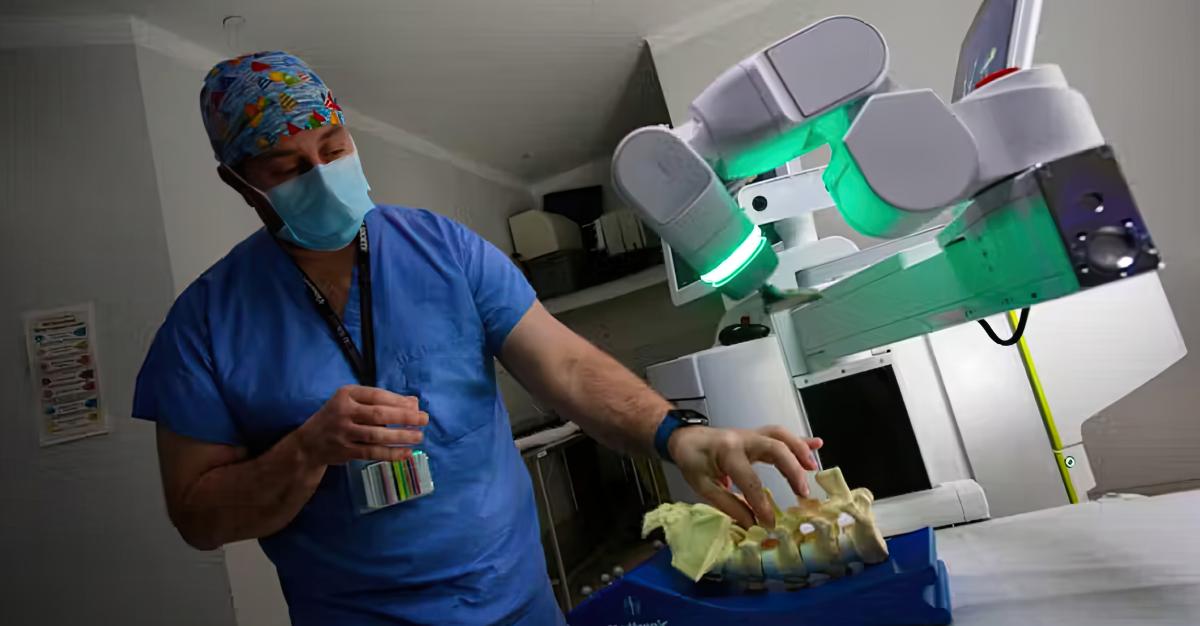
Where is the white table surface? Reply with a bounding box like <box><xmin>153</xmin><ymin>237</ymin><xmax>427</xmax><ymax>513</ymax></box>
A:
<box><xmin>935</xmin><ymin>490</ymin><xmax>1200</xmax><ymax>626</ymax></box>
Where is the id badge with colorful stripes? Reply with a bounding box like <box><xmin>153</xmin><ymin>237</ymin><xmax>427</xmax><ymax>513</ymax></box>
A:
<box><xmin>348</xmin><ymin>450</ymin><xmax>435</xmax><ymax>514</ymax></box>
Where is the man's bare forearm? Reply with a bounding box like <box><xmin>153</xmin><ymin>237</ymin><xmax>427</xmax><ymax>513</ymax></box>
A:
<box><xmin>167</xmin><ymin>431</ymin><xmax>326</xmax><ymax>550</ymax></box>
<box><xmin>522</xmin><ymin>340</ymin><xmax>671</xmax><ymax>456</ymax></box>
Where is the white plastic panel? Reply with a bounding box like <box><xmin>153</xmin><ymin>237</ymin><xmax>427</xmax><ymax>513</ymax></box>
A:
<box><xmin>765</xmin><ymin>16</ymin><xmax>887</xmax><ymax>117</ymax></box>
<box><xmin>770</xmin><ymin>236</ymin><xmax>858</xmax><ymax>291</ymax></box>
<box><xmin>688</xmin><ymin>62</ymin><xmax>789</xmax><ymax>159</ymax></box>
<box><xmin>1020</xmin><ymin>273</ymin><xmax>1186</xmax><ymax>446</ymax></box>
<box><xmin>872</xmin><ymin>480</ymin><xmax>988</xmax><ymax>537</ymax></box>
<box><xmin>845</xmin><ymin>89</ymin><xmax>979</xmax><ymax>215</ymax></box>
<box><xmin>956</xmin><ymin>478</ymin><xmax>991</xmax><ymax>522</ymax></box>
<box><xmin>694</xmin><ymin>338</ymin><xmax>813</xmax><ymax>507</ymax></box>
<box><xmin>646</xmin><ymin>354</ymin><xmax>705</xmax><ymax>400</ymax></box>
<box><xmin>953</xmin><ymin>65</ymin><xmax>1104</xmax><ymax>185</ymax></box>
<box><xmin>927</xmin><ymin>316</ymin><xmax>1069</xmax><ymax>517</ymax></box>
<box><xmin>736</xmin><ymin>167</ymin><xmax>835</xmax><ymax>221</ymax></box>
<box><xmin>888</xmin><ymin>337</ymin><xmax>974</xmax><ymax>486</ymax></box>
<box><xmin>614</xmin><ymin>125</ymin><xmax>767</xmax><ymax>287</ymax></box>
<box><xmin>611</xmin><ymin>126</ymin><xmax>710</xmax><ymax>224</ymax></box>
<box><xmin>769</xmin><ymin>301</ymin><xmax>808</xmax><ymax>377</ymax></box>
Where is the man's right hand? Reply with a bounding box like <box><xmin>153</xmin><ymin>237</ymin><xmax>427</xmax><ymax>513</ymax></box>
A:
<box><xmin>296</xmin><ymin>385</ymin><xmax>428</xmax><ymax>466</ymax></box>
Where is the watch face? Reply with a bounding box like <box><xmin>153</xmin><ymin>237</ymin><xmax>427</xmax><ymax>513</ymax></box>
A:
<box><xmin>673</xmin><ymin>409</ymin><xmax>709</xmax><ymax>426</ymax></box>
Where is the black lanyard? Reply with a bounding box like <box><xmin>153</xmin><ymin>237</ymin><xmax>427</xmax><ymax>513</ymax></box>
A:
<box><xmin>292</xmin><ymin>224</ymin><xmax>376</xmax><ymax>386</ymax></box>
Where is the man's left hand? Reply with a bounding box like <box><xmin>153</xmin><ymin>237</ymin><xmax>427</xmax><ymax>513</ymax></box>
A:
<box><xmin>668</xmin><ymin>426</ymin><xmax>824</xmax><ymax>529</ymax></box>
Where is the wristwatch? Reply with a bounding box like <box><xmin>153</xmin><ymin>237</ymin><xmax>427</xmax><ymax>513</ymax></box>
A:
<box><xmin>654</xmin><ymin>409</ymin><xmax>710</xmax><ymax>464</ymax></box>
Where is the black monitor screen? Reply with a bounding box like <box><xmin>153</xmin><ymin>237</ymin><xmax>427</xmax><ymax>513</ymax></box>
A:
<box><xmin>953</xmin><ymin>0</ymin><xmax>1017</xmax><ymax>102</ymax></box>
<box><xmin>544</xmin><ymin>185</ymin><xmax>603</xmax><ymax>225</ymax></box>
<box><xmin>799</xmin><ymin>364</ymin><xmax>932</xmax><ymax>499</ymax></box>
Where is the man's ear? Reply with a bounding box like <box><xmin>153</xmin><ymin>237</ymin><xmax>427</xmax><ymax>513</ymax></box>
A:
<box><xmin>217</xmin><ymin>163</ymin><xmax>284</xmax><ymax>233</ymax></box>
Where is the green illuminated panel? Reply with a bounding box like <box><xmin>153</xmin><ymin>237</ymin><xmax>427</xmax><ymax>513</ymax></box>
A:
<box><xmin>718</xmin><ymin>124</ymin><xmax>819</xmax><ymax>180</ymax></box>
<box><xmin>791</xmin><ymin>194</ymin><xmax>1081</xmax><ymax>369</ymax></box>
<box><xmin>714</xmin><ymin>103</ymin><xmax>915</xmax><ymax>238</ymax></box>
<box><xmin>715</xmin><ymin>106</ymin><xmax>848</xmax><ymax>180</ymax></box>
<box><xmin>700</xmin><ymin>225</ymin><xmax>767</xmax><ymax>287</ymax></box>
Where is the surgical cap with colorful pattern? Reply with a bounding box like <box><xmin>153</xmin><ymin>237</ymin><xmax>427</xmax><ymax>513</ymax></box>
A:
<box><xmin>200</xmin><ymin>51</ymin><xmax>345</xmax><ymax>166</ymax></box>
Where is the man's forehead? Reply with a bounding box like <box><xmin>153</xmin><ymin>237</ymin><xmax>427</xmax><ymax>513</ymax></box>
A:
<box><xmin>253</xmin><ymin>126</ymin><xmax>349</xmax><ymax>160</ymax></box>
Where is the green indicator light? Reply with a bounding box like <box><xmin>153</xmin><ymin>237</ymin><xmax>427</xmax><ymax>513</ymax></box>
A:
<box><xmin>714</xmin><ymin>100</ymin><xmax>928</xmax><ymax>238</ymax></box>
<box><xmin>718</xmin><ymin>124</ymin><xmax>818</xmax><ymax>180</ymax></box>
<box><xmin>701</xmin><ymin>226</ymin><xmax>767</xmax><ymax>287</ymax></box>
<box><xmin>715</xmin><ymin>104</ymin><xmax>853</xmax><ymax>180</ymax></box>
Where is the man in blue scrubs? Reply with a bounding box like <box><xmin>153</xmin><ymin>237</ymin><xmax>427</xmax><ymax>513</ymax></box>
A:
<box><xmin>134</xmin><ymin>52</ymin><xmax>823</xmax><ymax>625</ymax></box>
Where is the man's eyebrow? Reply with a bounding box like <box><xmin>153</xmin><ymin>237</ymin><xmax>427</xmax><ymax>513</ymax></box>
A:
<box><xmin>255</xmin><ymin>145</ymin><xmax>301</xmax><ymax>160</ymax></box>
<box><xmin>253</xmin><ymin>126</ymin><xmax>346</xmax><ymax>161</ymax></box>
<box><xmin>319</xmin><ymin>125</ymin><xmax>348</xmax><ymax>144</ymax></box>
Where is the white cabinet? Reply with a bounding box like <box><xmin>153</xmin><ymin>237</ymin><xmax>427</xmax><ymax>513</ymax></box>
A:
<box><xmin>648</xmin><ymin>337</ymin><xmax>810</xmax><ymax>505</ymax></box>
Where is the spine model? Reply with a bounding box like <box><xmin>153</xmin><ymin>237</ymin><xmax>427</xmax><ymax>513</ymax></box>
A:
<box><xmin>643</xmin><ymin>467</ymin><xmax>889</xmax><ymax>587</ymax></box>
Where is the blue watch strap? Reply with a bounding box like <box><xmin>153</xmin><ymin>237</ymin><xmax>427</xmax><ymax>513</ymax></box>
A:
<box><xmin>654</xmin><ymin>409</ymin><xmax>709</xmax><ymax>464</ymax></box>
<box><xmin>654</xmin><ymin>412</ymin><xmax>681</xmax><ymax>464</ymax></box>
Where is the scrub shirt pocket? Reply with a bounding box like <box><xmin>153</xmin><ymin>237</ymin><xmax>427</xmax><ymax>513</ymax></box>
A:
<box><xmin>400</xmin><ymin>342</ymin><xmax>495</xmax><ymax>445</ymax></box>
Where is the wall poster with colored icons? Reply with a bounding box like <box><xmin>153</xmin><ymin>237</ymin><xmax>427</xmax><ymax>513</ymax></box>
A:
<box><xmin>23</xmin><ymin>303</ymin><xmax>108</xmax><ymax>447</ymax></box>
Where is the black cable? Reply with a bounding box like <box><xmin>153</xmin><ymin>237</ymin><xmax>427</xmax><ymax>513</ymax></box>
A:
<box><xmin>977</xmin><ymin>307</ymin><xmax>1030</xmax><ymax>346</ymax></box>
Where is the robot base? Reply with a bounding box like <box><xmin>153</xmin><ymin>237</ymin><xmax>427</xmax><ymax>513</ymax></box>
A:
<box><xmin>567</xmin><ymin>527</ymin><xmax>951</xmax><ymax>626</ymax></box>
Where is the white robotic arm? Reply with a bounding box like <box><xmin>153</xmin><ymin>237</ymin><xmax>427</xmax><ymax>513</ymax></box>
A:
<box><xmin>614</xmin><ymin>12</ymin><xmax>1162</xmax><ymax>371</ymax></box>
<box><xmin>615</xmin><ymin>14</ymin><xmax>1120</xmax><ymax>284</ymax></box>
<box><xmin>613</xmin><ymin>16</ymin><xmax>893</xmax><ymax>298</ymax></box>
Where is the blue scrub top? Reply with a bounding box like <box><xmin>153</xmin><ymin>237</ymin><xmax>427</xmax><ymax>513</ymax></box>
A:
<box><xmin>134</xmin><ymin>206</ymin><xmax>565</xmax><ymax>626</ymax></box>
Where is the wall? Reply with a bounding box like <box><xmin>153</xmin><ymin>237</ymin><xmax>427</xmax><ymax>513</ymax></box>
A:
<box><xmin>648</xmin><ymin>0</ymin><xmax>1200</xmax><ymax>495</ymax></box>
<box><xmin>1040</xmin><ymin>0</ymin><xmax>1200</xmax><ymax>496</ymax></box>
<box><xmin>0</xmin><ymin>43</ymin><xmax>236</xmax><ymax>626</ymax></box>
<box><xmin>133</xmin><ymin>31</ymin><xmax>261</xmax><ymax>294</ymax></box>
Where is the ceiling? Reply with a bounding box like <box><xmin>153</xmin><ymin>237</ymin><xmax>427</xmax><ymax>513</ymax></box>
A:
<box><xmin>3</xmin><ymin>0</ymin><xmax>748</xmax><ymax>182</ymax></box>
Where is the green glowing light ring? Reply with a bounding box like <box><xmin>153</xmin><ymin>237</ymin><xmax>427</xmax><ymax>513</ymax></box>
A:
<box><xmin>700</xmin><ymin>226</ymin><xmax>767</xmax><ymax>288</ymax></box>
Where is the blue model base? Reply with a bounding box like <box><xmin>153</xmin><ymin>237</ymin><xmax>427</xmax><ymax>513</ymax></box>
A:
<box><xmin>567</xmin><ymin>527</ymin><xmax>951</xmax><ymax>626</ymax></box>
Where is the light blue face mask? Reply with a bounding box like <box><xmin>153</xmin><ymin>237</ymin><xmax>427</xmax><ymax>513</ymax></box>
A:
<box><xmin>266</xmin><ymin>151</ymin><xmax>375</xmax><ymax>251</ymax></box>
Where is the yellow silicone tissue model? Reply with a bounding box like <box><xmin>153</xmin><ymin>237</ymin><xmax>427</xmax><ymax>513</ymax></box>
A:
<box><xmin>641</xmin><ymin>502</ymin><xmax>736</xmax><ymax>582</ymax></box>
<box><xmin>642</xmin><ymin>467</ymin><xmax>889</xmax><ymax>585</ymax></box>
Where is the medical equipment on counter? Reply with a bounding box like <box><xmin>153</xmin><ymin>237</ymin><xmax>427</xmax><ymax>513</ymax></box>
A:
<box><xmin>594</xmin><ymin>211</ymin><xmax>656</xmax><ymax>256</ymax></box>
<box><xmin>613</xmin><ymin>5</ymin><xmax>1157</xmax><ymax>367</ymax></box>
<box><xmin>643</xmin><ymin>467</ymin><xmax>889</xmax><ymax>585</ymax></box>
<box><xmin>574</xmin><ymin>489</ymin><xmax>1200</xmax><ymax>625</ymax></box>
<box><xmin>508</xmin><ymin>210</ymin><xmax>583</xmax><ymax>260</ymax></box>
<box><xmin>647</xmin><ymin>336</ymin><xmax>989</xmax><ymax>534</ymax></box>
<box><xmin>569</xmin><ymin>527</ymin><xmax>951</xmax><ymax>626</ymax></box>
<box><xmin>570</xmin><ymin>470</ymin><xmax>940</xmax><ymax>625</ymax></box>
<box><xmin>625</xmin><ymin>0</ymin><xmax>1184</xmax><ymax>525</ymax></box>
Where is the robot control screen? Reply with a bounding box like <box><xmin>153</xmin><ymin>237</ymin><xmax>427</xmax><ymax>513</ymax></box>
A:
<box><xmin>953</xmin><ymin>0</ymin><xmax>1017</xmax><ymax>102</ymax></box>
<box><xmin>799</xmin><ymin>365</ymin><xmax>932</xmax><ymax>500</ymax></box>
